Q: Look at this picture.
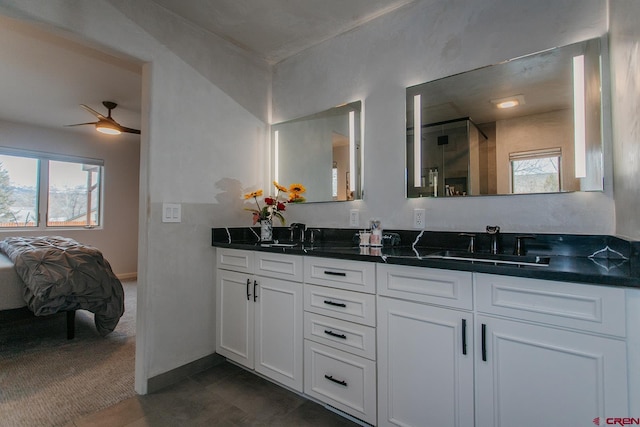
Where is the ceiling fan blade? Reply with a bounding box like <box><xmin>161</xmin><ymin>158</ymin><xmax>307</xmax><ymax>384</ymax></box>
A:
<box><xmin>65</xmin><ymin>121</ymin><xmax>99</xmax><ymax>127</ymax></box>
<box><xmin>118</xmin><ymin>125</ymin><xmax>141</xmax><ymax>135</ymax></box>
<box><xmin>80</xmin><ymin>104</ymin><xmax>107</xmax><ymax>120</ymax></box>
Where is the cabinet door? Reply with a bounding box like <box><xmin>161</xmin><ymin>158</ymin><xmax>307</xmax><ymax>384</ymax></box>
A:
<box><xmin>378</xmin><ymin>297</ymin><xmax>474</xmax><ymax>427</ymax></box>
<box><xmin>475</xmin><ymin>315</ymin><xmax>628</xmax><ymax>427</ymax></box>
<box><xmin>216</xmin><ymin>269</ymin><xmax>254</xmax><ymax>368</ymax></box>
<box><xmin>254</xmin><ymin>276</ymin><xmax>303</xmax><ymax>392</ymax></box>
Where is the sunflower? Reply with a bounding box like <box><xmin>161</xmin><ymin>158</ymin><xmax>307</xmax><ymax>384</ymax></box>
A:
<box><xmin>273</xmin><ymin>181</ymin><xmax>288</xmax><ymax>193</ymax></box>
<box><xmin>288</xmin><ymin>183</ymin><xmax>306</xmax><ymax>194</ymax></box>
<box><xmin>244</xmin><ymin>189</ymin><xmax>263</xmax><ymax>199</ymax></box>
<box><xmin>288</xmin><ymin>192</ymin><xmax>306</xmax><ymax>203</ymax></box>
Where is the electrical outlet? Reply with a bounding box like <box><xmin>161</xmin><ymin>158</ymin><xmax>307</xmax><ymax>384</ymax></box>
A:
<box><xmin>413</xmin><ymin>208</ymin><xmax>426</xmax><ymax>229</ymax></box>
<box><xmin>349</xmin><ymin>209</ymin><xmax>359</xmax><ymax>227</ymax></box>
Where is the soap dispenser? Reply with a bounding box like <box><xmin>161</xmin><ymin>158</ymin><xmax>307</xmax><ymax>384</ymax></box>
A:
<box><xmin>370</xmin><ymin>219</ymin><xmax>383</xmax><ymax>247</ymax></box>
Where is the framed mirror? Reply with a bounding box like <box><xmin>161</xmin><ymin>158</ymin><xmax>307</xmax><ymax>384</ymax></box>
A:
<box><xmin>406</xmin><ymin>37</ymin><xmax>604</xmax><ymax>198</ymax></box>
<box><xmin>272</xmin><ymin>101</ymin><xmax>362</xmax><ymax>203</ymax></box>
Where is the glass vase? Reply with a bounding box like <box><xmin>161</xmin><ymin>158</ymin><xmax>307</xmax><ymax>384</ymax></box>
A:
<box><xmin>260</xmin><ymin>219</ymin><xmax>273</xmax><ymax>242</ymax></box>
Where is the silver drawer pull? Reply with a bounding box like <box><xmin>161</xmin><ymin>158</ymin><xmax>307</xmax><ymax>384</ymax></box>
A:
<box><xmin>324</xmin><ymin>329</ymin><xmax>347</xmax><ymax>339</ymax></box>
<box><xmin>324</xmin><ymin>374</ymin><xmax>347</xmax><ymax>387</ymax></box>
<box><xmin>324</xmin><ymin>270</ymin><xmax>347</xmax><ymax>277</ymax></box>
<box><xmin>323</xmin><ymin>300</ymin><xmax>347</xmax><ymax>308</ymax></box>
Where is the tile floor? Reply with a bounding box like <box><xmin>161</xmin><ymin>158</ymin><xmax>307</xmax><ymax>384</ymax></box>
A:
<box><xmin>66</xmin><ymin>360</ymin><xmax>360</xmax><ymax>427</ymax></box>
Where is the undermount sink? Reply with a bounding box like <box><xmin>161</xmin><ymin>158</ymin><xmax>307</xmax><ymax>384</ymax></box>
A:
<box><xmin>426</xmin><ymin>250</ymin><xmax>550</xmax><ymax>267</ymax></box>
<box><xmin>261</xmin><ymin>242</ymin><xmax>298</xmax><ymax>248</ymax></box>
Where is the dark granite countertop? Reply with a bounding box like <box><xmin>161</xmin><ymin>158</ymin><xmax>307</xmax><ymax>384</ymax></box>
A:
<box><xmin>212</xmin><ymin>227</ymin><xmax>640</xmax><ymax>288</ymax></box>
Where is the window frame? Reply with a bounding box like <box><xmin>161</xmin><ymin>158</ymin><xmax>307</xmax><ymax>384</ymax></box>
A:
<box><xmin>0</xmin><ymin>147</ymin><xmax>104</xmax><ymax>231</ymax></box>
<box><xmin>509</xmin><ymin>148</ymin><xmax>562</xmax><ymax>194</ymax></box>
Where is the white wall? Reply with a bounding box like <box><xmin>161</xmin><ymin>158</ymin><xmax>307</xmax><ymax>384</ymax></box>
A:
<box><xmin>0</xmin><ymin>119</ymin><xmax>139</xmax><ymax>276</ymax></box>
<box><xmin>273</xmin><ymin>0</ymin><xmax>613</xmax><ymax>234</ymax></box>
<box><xmin>610</xmin><ymin>0</ymin><xmax>640</xmax><ymax>240</ymax></box>
<box><xmin>0</xmin><ymin>0</ymin><xmax>271</xmax><ymax>393</ymax></box>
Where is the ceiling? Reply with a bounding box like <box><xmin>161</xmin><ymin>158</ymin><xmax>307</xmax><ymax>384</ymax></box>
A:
<box><xmin>0</xmin><ymin>14</ymin><xmax>143</xmax><ymax>137</ymax></box>
<box><xmin>150</xmin><ymin>0</ymin><xmax>415</xmax><ymax>64</ymax></box>
<box><xmin>0</xmin><ymin>1</ymin><xmax>413</xmax><ymax>136</ymax></box>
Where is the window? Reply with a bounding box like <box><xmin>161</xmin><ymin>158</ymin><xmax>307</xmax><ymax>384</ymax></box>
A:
<box><xmin>510</xmin><ymin>148</ymin><xmax>561</xmax><ymax>194</ymax></box>
<box><xmin>0</xmin><ymin>150</ymin><xmax>103</xmax><ymax>229</ymax></box>
<box><xmin>0</xmin><ymin>154</ymin><xmax>38</xmax><ymax>227</ymax></box>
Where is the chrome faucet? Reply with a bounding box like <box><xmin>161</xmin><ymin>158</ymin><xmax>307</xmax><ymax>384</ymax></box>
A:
<box><xmin>459</xmin><ymin>233</ymin><xmax>476</xmax><ymax>253</ymax></box>
<box><xmin>486</xmin><ymin>225</ymin><xmax>500</xmax><ymax>254</ymax></box>
<box><xmin>308</xmin><ymin>228</ymin><xmax>321</xmax><ymax>245</ymax></box>
<box><xmin>289</xmin><ymin>223</ymin><xmax>306</xmax><ymax>243</ymax></box>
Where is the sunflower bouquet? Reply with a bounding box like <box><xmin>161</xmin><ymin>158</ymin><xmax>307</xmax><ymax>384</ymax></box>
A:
<box><xmin>244</xmin><ymin>181</ymin><xmax>306</xmax><ymax>225</ymax></box>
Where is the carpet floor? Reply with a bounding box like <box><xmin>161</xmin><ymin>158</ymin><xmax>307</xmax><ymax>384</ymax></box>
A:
<box><xmin>0</xmin><ymin>281</ymin><xmax>136</xmax><ymax>427</ymax></box>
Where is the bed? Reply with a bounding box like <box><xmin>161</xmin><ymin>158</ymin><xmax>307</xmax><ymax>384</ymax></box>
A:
<box><xmin>0</xmin><ymin>236</ymin><xmax>124</xmax><ymax>338</ymax></box>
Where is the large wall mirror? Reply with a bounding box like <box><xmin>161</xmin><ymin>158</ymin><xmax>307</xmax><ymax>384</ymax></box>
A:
<box><xmin>406</xmin><ymin>37</ymin><xmax>604</xmax><ymax>198</ymax></box>
<box><xmin>272</xmin><ymin>101</ymin><xmax>362</xmax><ymax>203</ymax></box>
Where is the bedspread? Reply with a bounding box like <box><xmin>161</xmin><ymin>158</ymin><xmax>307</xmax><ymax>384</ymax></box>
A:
<box><xmin>0</xmin><ymin>236</ymin><xmax>124</xmax><ymax>336</ymax></box>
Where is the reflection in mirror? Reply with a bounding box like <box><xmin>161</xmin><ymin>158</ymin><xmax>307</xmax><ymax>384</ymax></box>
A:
<box><xmin>272</xmin><ymin>101</ymin><xmax>362</xmax><ymax>203</ymax></box>
<box><xmin>406</xmin><ymin>37</ymin><xmax>604</xmax><ymax>198</ymax></box>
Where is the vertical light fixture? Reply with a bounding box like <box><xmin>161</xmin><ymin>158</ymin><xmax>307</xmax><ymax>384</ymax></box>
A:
<box><xmin>413</xmin><ymin>94</ymin><xmax>422</xmax><ymax>187</ymax></box>
<box><xmin>573</xmin><ymin>54</ymin><xmax>586</xmax><ymax>178</ymax></box>
<box><xmin>348</xmin><ymin>110</ymin><xmax>356</xmax><ymax>193</ymax></box>
<box><xmin>274</xmin><ymin>130</ymin><xmax>279</xmax><ymax>183</ymax></box>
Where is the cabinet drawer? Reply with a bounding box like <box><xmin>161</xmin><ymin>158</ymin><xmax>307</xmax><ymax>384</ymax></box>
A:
<box><xmin>255</xmin><ymin>252</ymin><xmax>303</xmax><ymax>281</ymax></box>
<box><xmin>304</xmin><ymin>340</ymin><xmax>376</xmax><ymax>425</ymax></box>
<box><xmin>304</xmin><ymin>257</ymin><xmax>376</xmax><ymax>293</ymax></box>
<box><xmin>304</xmin><ymin>284</ymin><xmax>376</xmax><ymax>326</ymax></box>
<box><xmin>217</xmin><ymin>248</ymin><xmax>254</xmax><ymax>274</ymax></box>
<box><xmin>377</xmin><ymin>264</ymin><xmax>473</xmax><ymax>310</ymax></box>
<box><xmin>304</xmin><ymin>312</ymin><xmax>376</xmax><ymax>360</ymax></box>
<box><xmin>475</xmin><ymin>273</ymin><xmax>626</xmax><ymax>337</ymax></box>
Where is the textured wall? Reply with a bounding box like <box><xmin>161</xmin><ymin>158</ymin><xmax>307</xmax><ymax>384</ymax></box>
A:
<box><xmin>273</xmin><ymin>0</ymin><xmax>613</xmax><ymax>234</ymax></box>
<box><xmin>610</xmin><ymin>0</ymin><xmax>640</xmax><ymax>240</ymax></box>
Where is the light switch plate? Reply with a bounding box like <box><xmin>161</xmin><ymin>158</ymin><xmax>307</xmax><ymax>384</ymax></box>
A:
<box><xmin>349</xmin><ymin>209</ymin><xmax>359</xmax><ymax>227</ymax></box>
<box><xmin>162</xmin><ymin>203</ymin><xmax>181</xmax><ymax>223</ymax></box>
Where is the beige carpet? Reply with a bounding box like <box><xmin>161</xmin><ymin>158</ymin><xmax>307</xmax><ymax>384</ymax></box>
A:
<box><xmin>0</xmin><ymin>281</ymin><xmax>136</xmax><ymax>427</ymax></box>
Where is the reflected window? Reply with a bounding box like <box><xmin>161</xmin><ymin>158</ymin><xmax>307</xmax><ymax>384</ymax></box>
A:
<box><xmin>510</xmin><ymin>149</ymin><xmax>561</xmax><ymax>194</ymax></box>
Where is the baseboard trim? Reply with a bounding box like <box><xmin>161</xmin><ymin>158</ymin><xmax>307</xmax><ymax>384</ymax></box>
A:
<box><xmin>117</xmin><ymin>272</ymin><xmax>137</xmax><ymax>281</ymax></box>
<box><xmin>147</xmin><ymin>353</ymin><xmax>225</xmax><ymax>394</ymax></box>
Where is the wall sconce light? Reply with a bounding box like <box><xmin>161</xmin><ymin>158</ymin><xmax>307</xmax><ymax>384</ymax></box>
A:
<box><xmin>413</xmin><ymin>94</ymin><xmax>422</xmax><ymax>187</ymax></box>
<box><xmin>349</xmin><ymin>110</ymin><xmax>356</xmax><ymax>193</ymax></box>
<box><xmin>573</xmin><ymin>54</ymin><xmax>586</xmax><ymax>178</ymax></box>
<box><xmin>274</xmin><ymin>130</ymin><xmax>279</xmax><ymax>183</ymax></box>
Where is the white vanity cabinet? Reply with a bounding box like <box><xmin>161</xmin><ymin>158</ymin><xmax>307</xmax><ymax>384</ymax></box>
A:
<box><xmin>216</xmin><ymin>248</ymin><xmax>304</xmax><ymax>392</ymax></box>
<box><xmin>215</xmin><ymin>244</ymin><xmax>634</xmax><ymax>427</ymax></box>
<box><xmin>377</xmin><ymin>264</ymin><xmax>630</xmax><ymax>427</ymax></box>
<box><xmin>474</xmin><ymin>273</ymin><xmax>629</xmax><ymax>427</ymax></box>
<box><xmin>377</xmin><ymin>264</ymin><xmax>474</xmax><ymax>427</ymax></box>
<box><xmin>303</xmin><ymin>257</ymin><xmax>377</xmax><ymax>425</ymax></box>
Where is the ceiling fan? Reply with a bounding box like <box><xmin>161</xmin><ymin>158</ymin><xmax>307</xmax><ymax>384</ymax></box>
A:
<box><xmin>66</xmin><ymin>101</ymin><xmax>140</xmax><ymax>135</ymax></box>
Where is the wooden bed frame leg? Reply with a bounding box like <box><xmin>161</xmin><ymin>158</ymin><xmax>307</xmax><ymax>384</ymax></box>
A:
<box><xmin>66</xmin><ymin>310</ymin><xmax>75</xmax><ymax>340</ymax></box>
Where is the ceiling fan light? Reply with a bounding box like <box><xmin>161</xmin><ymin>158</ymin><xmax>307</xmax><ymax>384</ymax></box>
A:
<box><xmin>95</xmin><ymin>122</ymin><xmax>121</xmax><ymax>135</ymax></box>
